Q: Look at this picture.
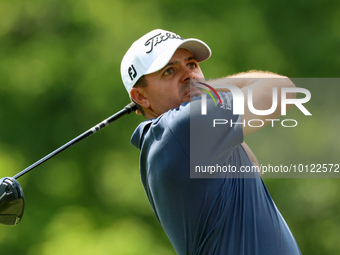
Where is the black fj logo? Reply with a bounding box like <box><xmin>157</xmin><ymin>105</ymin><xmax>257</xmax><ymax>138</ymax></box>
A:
<box><xmin>128</xmin><ymin>65</ymin><xmax>137</xmax><ymax>81</ymax></box>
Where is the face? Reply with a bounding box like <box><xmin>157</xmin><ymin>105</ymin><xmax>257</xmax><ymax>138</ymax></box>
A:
<box><xmin>132</xmin><ymin>48</ymin><xmax>205</xmax><ymax>118</ymax></box>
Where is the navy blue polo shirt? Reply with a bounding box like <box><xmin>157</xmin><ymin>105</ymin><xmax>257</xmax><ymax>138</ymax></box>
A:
<box><xmin>131</xmin><ymin>92</ymin><xmax>301</xmax><ymax>255</ymax></box>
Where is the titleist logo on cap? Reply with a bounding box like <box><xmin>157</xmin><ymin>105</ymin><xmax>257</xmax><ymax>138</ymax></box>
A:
<box><xmin>145</xmin><ymin>32</ymin><xmax>184</xmax><ymax>54</ymax></box>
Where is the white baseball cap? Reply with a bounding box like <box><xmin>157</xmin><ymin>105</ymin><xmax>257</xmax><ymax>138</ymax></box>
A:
<box><xmin>120</xmin><ymin>29</ymin><xmax>211</xmax><ymax>94</ymax></box>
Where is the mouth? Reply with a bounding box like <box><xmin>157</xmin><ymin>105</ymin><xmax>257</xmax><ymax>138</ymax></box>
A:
<box><xmin>189</xmin><ymin>87</ymin><xmax>203</xmax><ymax>98</ymax></box>
<box><xmin>183</xmin><ymin>86</ymin><xmax>202</xmax><ymax>100</ymax></box>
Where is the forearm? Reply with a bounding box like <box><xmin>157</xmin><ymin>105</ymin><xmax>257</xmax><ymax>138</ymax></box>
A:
<box><xmin>208</xmin><ymin>70</ymin><xmax>288</xmax><ymax>90</ymax></box>
<box><xmin>207</xmin><ymin>70</ymin><xmax>296</xmax><ymax>134</ymax></box>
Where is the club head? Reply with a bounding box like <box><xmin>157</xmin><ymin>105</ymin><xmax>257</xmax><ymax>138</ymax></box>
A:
<box><xmin>0</xmin><ymin>177</ymin><xmax>25</xmax><ymax>226</ymax></box>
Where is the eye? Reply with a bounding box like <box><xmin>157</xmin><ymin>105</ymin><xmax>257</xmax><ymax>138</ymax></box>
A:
<box><xmin>188</xmin><ymin>62</ymin><xmax>197</xmax><ymax>69</ymax></box>
<box><xmin>163</xmin><ymin>68</ymin><xmax>174</xmax><ymax>76</ymax></box>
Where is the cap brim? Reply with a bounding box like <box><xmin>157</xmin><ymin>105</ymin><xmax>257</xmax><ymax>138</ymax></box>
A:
<box><xmin>145</xmin><ymin>38</ymin><xmax>211</xmax><ymax>75</ymax></box>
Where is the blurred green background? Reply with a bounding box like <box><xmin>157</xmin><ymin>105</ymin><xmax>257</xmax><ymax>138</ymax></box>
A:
<box><xmin>0</xmin><ymin>0</ymin><xmax>339</xmax><ymax>254</ymax></box>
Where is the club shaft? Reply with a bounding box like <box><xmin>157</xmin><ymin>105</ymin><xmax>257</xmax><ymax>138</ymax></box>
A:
<box><xmin>13</xmin><ymin>102</ymin><xmax>137</xmax><ymax>180</ymax></box>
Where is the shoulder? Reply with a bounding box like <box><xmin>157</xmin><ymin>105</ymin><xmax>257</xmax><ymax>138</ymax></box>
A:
<box><xmin>131</xmin><ymin>91</ymin><xmax>239</xmax><ymax>149</ymax></box>
<box><xmin>130</xmin><ymin>101</ymin><xmax>191</xmax><ymax>149</ymax></box>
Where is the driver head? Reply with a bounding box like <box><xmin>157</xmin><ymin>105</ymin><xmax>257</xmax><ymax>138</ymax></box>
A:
<box><xmin>0</xmin><ymin>177</ymin><xmax>25</xmax><ymax>226</ymax></box>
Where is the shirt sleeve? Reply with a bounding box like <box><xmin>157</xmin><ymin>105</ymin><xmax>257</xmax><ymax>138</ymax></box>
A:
<box><xmin>189</xmin><ymin>92</ymin><xmax>244</xmax><ymax>167</ymax></box>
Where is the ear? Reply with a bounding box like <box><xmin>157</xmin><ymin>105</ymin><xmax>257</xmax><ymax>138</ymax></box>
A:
<box><xmin>130</xmin><ymin>87</ymin><xmax>150</xmax><ymax>109</ymax></box>
<box><xmin>135</xmin><ymin>109</ymin><xmax>143</xmax><ymax>115</ymax></box>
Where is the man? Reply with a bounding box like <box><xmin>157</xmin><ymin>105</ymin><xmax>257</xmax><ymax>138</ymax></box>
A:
<box><xmin>121</xmin><ymin>29</ymin><xmax>301</xmax><ymax>255</ymax></box>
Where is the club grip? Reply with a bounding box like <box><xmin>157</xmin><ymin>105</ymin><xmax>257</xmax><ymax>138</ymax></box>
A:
<box><xmin>124</xmin><ymin>102</ymin><xmax>138</xmax><ymax>113</ymax></box>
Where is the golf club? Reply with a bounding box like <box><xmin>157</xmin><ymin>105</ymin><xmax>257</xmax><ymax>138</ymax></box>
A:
<box><xmin>0</xmin><ymin>177</ymin><xmax>24</xmax><ymax>226</ymax></box>
<box><xmin>0</xmin><ymin>102</ymin><xmax>137</xmax><ymax>226</ymax></box>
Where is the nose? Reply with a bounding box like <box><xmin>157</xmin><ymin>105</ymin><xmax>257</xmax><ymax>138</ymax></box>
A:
<box><xmin>180</xmin><ymin>65</ymin><xmax>196</xmax><ymax>84</ymax></box>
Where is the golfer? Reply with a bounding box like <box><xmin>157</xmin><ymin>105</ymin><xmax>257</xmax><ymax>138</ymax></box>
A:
<box><xmin>121</xmin><ymin>29</ymin><xmax>301</xmax><ymax>255</ymax></box>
